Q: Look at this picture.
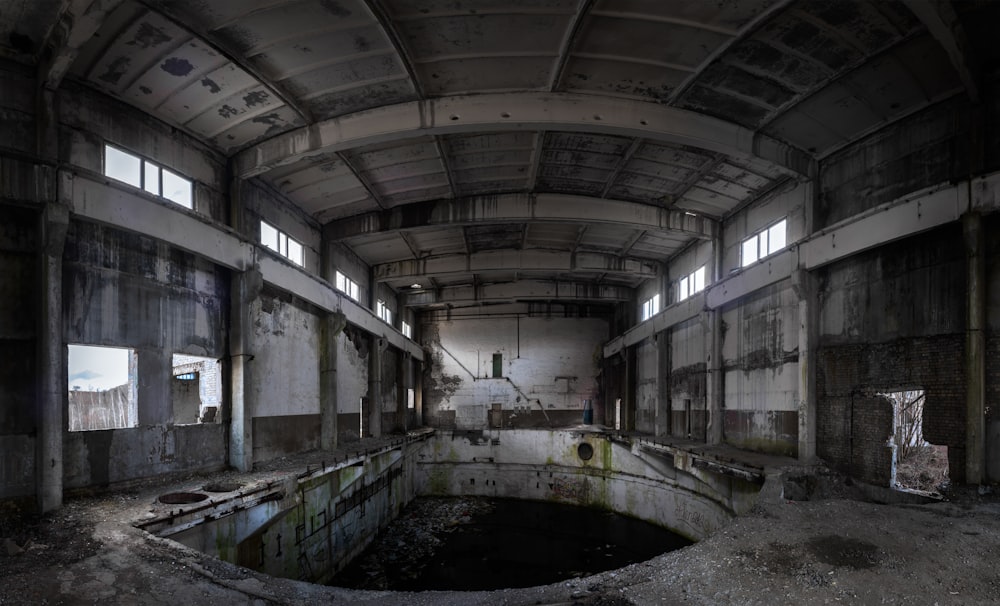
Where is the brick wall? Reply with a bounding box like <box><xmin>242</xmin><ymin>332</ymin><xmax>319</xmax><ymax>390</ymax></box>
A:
<box><xmin>817</xmin><ymin>336</ymin><xmax>966</xmax><ymax>484</ymax></box>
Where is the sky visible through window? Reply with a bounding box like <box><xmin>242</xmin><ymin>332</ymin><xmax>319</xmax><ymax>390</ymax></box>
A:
<box><xmin>68</xmin><ymin>344</ymin><xmax>129</xmax><ymax>391</ymax></box>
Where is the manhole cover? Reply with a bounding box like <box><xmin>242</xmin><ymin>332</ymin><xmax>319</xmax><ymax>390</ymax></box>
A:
<box><xmin>202</xmin><ymin>482</ymin><xmax>243</xmax><ymax>493</ymax></box>
<box><xmin>159</xmin><ymin>492</ymin><xmax>208</xmax><ymax>504</ymax></box>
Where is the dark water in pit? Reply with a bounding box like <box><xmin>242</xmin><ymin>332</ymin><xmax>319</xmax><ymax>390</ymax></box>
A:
<box><xmin>331</xmin><ymin>496</ymin><xmax>692</xmax><ymax>592</ymax></box>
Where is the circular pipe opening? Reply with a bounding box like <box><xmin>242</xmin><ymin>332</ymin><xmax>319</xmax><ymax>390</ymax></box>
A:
<box><xmin>158</xmin><ymin>492</ymin><xmax>208</xmax><ymax>504</ymax></box>
<box><xmin>577</xmin><ymin>442</ymin><xmax>594</xmax><ymax>461</ymax></box>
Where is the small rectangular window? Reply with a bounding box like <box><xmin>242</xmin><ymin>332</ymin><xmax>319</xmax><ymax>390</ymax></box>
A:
<box><xmin>335</xmin><ymin>270</ymin><xmax>360</xmax><ymax>302</ymax></box>
<box><xmin>742</xmin><ymin>219</ymin><xmax>786</xmax><ymax>267</ymax></box>
<box><xmin>104</xmin><ymin>146</ymin><xmax>142</xmax><ymax>189</ymax></box>
<box><xmin>641</xmin><ymin>293</ymin><xmax>660</xmax><ymax>320</ymax></box>
<box><xmin>260</xmin><ymin>220</ymin><xmax>303</xmax><ymax>266</ymax></box>
<box><xmin>68</xmin><ymin>344</ymin><xmax>138</xmax><ymax>432</ymax></box>
<box><xmin>401</xmin><ymin>321</ymin><xmax>412</xmax><ymax>339</ymax></box>
<box><xmin>407</xmin><ymin>388</ymin><xmax>415</xmax><ymax>409</ymax></box>
<box><xmin>104</xmin><ymin>144</ymin><xmax>193</xmax><ymax>209</ymax></box>
<box><xmin>677</xmin><ymin>265</ymin><xmax>707</xmax><ymax>302</ymax></box>
<box><xmin>492</xmin><ymin>353</ymin><xmax>503</xmax><ymax>378</ymax></box>
<box><xmin>376</xmin><ymin>299</ymin><xmax>392</xmax><ymax>324</ymax></box>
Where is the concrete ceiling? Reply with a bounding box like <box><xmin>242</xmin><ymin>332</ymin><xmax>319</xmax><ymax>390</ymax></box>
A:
<box><xmin>3</xmin><ymin>0</ymin><xmax>992</xmax><ymax>309</ymax></box>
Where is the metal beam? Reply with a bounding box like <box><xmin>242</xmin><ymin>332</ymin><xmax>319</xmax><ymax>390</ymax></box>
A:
<box><xmin>327</xmin><ymin>192</ymin><xmax>717</xmax><ymax>241</ymax></box>
<box><xmin>375</xmin><ymin>249</ymin><xmax>659</xmax><ymax>282</ymax></box>
<box><xmin>906</xmin><ymin>0</ymin><xmax>980</xmax><ymax>103</ymax></box>
<box><xmin>402</xmin><ymin>279</ymin><xmax>631</xmax><ymax>307</ymax></box>
<box><xmin>234</xmin><ymin>92</ymin><xmax>814</xmax><ymax>180</ymax></box>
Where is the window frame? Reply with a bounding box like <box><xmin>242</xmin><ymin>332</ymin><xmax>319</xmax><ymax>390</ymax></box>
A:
<box><xmin>401</xmin><ymin>320</ymin><xmax>412</xmax><ymax>339</ymax></box>
<box><xmin>103</xmin><ymin>143</ymin><xmax>193</xmax><ymax>209</ymax></box>
<box><xmin>260</xmin><ymin>220</ymin><xmax>304</xmax><ymax>266</ymax></box>
<box><xmin>376</xmin><ymin>299</ymin><xmax>393</xmax><ymax>325</ymax></box>
<box><xmin>641</xmin><ymin>293</ymin><xmax>660</xmax><ymax>321</ymax></box>
<box><xmin>741</xmin><ymin>218</ymin><xmax>787</xmax><ymax>268</ymax></box>
<box><xmin>678</xmin><ymin>265</ymin><xmax>707</xmax><ymax>302</ymax></box>
<box><xmin>335</xmin><ymin>270</ymin><xmax>360</xmax><ymax>301</ymax></box>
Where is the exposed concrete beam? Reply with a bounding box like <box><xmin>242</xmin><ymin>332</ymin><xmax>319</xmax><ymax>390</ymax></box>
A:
<box><xmin>604</xmin><ymin>174</ymin><xmax>981</xmax><ymax>357</ymax></box>
<box><xmin>67</xmin><ymin>172</ymin><xmax>422</xmax><ymax>360</ymax></box>
<box><xmin>235</xmin><ymin>92</ymin><xmax>814</xmax><ymax>180</ymax></box>
<box><xmin>39</xmin><ymin>0</ymin><xmax>126</xmax><ymax>90</ymax></box>
<box><xmin>403</xmin><ymin>280</ymin><xmax>631</xmax><ymax>307</ymax></box>
<box><xmin>374</xmin><ymin>249</ymin><xmax>659</xmax><ymax>283</ymax></box>
<box><xmin>549</xmin><ymin>0</ymin><xmax>597</xmax><ymax>91</ymax></box>
<box><xmin>328</xmin><ymin>193</ymin><xmax>717</xmax><ymax>242</ymax></box>
<box><xmin>906</xmin><ymin>0</ymin><xmax>981</xmax><ymax>103</ymax></box>
<box><xmin>604</xmin><ymin>292</ymin><xmax>704</xmax><ymax>357</ymax></box>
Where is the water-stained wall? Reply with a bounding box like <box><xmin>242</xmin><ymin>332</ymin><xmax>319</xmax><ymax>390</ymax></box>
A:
<box><xmin>423</xmin><ymin>313</ymin><xmax>608</xmax><ymax>430</ymax></box>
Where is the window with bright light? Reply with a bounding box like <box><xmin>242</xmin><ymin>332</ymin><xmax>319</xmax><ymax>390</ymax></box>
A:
<box><xmin>678</xmin><ymin>265</ymin><xmax>707</xmax><ymax>302</ymax></box>
<box><xmin>335</xmin><ymin>270</ymin><xmax>360</xmax><ymax>301</ymax></box>
<box><xmin>67</xmin><ymin>344</ymin><xmax>138</xmax><ymax>432</ymax></box>
<box><xmin>377</xmin><ymin>299</ymin><xmax>392</xmax><ymax>325</ymax></box>
<box><xmin>401</xmin><ymin>321</ymin><xmax>412</xmax><ymax>339</ymax></box>
<box><xmin>103</xmin><ymin>144</ymin><xmax>192</xmax><ymax>209</ymax></box>
<box><xmin>260</xmin><ymin>220</ymin><xmax>303</xmax><ymax>266</ymax></box>
<box><xmin>171</xmin><ymin>354</ymin><xmax>223</xmax><ymax>425</ymax></box>
<box><xmin>641</xmin><ymin>293</ymin><xmax>660</xmax><ymax>321</ymax></box>
<box><xmin>407</xmin><ymin>388</ymin><xmax>415</xmax><ymax>409</ymax></box>
<box><xmin>741</xmin><ymin>219</ymin><xmax>787</xmax><ymax>267</ymax></box>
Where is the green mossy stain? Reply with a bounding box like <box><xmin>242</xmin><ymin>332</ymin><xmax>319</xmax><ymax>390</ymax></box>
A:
<box><xmin>427</xmin><ymin>467</ymin><xmax>451</xmax><ymax>494</ymax></box>
<box><xmin>600</xmin><ymin>438</ymin><xmax>613</xmax><ymax>471</ymax></box>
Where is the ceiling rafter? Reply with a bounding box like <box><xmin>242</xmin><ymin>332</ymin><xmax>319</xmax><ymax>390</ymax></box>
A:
<box><xmin>235</xmin><ymin>92</ymin><xmax>814</xmax><ymax>181</ymax></box>
<box><xmin>337</xmin><ymin>151</ymin><xmax>388</xmax><ymax>211</ymax></box>
<box><xmin>548</xmin><ymin>0</ymin><xmax>597</xmax><ymax>91</ymax></box>
<box><xmin>600</xmin><ymin>138</ymin><xmax>644</xmax><ymax>198</ymax></box>
<box><xmin>362</xmin><ymin>0</ymin><xmax>425</xmax><ymax>99</ymax></box>
<box><xmin>525</xmin><ymin>131</ymin><xmax>545</xmax><ymax>191</ymax></box>
<box><xmin>432</xmin><ymin>136</ymin><xmax>457</xmax><ymax>199</ymax></box>
<box><xmin>905</xmin><ymin>0</ymin><xmax>981</xmax><ymax>104</ymax></box>
<box><xmin>134</xmin><ymin>0</ymin><xmax>313</xmax><ymax>124</ymax></box>
<box><xmin>40</xmin><ymin>0</ymin><xmax>126</xmax><ymax>90</ymax></box>
<box><xmin>666</xmin><ymin>0</ymin><xmax>797</xmax><ymax>105</ymax></box>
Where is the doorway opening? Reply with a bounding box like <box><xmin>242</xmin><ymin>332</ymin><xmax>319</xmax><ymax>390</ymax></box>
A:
<box><xmin>881</xmin><ymin>389</ymin><xmax>949</xmax><ymax>493</ymax></box>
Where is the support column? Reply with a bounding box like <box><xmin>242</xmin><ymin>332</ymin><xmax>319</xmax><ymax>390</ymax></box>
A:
<box><xmin>398</xmin><ymin>352</ymin><xmax>411</xmax><ymax>432</ymax></box>
<box><xmin>37</xmin><ymin>198</ymin><xmax>69</xmax><ymax>513</ymax></box>
<box><xmin>964</xmin><ymin>212</ymin><xmax>986</xmax><ymax>485</ymax></box>
<box><xmin>414</xmin><ymin>358</ymin><xmax>424</xmax><ymax>427</ymax></box>
<box><xmin>230</xmin><ymin>266</ymin><xmax>262</xmax><ymax>472</ymax></box>
<box><xmin>704</xmin><ymin>309</ymin><xmax>723</xmax><ymax>445</ymax></box>
<box><xmin>367</xmin><ymin>335</ymin><xmax>387</xmax><ymax>438</ymax></box>
<box><xmin>793</xmin><ymin>269</ymin><xmax>818</xmax><ymax>462</ymax></box>
<box><xmin>320</xmin><ymin>311</ymin><xmax>347</xmax><ymax>450</ymax></box>
<box><xmin>655</xmin><ymin>330</ymin><xmax>670</xmax><ymax>437</ymax></box>
<box><xmin>624</xmin><ymin>346</ymin><xmax>636</xmax><ymax>431</ymax></box>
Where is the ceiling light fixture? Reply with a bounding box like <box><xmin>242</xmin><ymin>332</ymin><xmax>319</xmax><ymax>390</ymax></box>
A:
<box><xmin>411</xmin><ymin>283</ymin><xmax>422</xmax><ymax>289</ymax></box>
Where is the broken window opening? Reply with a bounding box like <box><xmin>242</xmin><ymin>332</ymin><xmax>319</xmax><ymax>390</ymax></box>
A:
<box><xmin>68</xmin><ymin>344</ymin><xmax>139</xmax><ymax>431</ymax></box>
<box><xmin>880</xmin><ymin>389</ymin><xmax>949</xmax><ymax>494</ymax></box>
<box><xmin>172</xmin><ymin>354</ymin><xmax>223</xmax><ymax>425</ymax></box>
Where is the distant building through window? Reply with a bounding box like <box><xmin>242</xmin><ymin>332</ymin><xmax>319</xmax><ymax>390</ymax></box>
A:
<box><xmin>67</xmin><ymin>344</ymin><xmax>138</xmax><ymax>431</ymax></box>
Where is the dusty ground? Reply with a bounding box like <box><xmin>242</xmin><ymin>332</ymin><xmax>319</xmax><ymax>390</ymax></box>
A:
<box><xmin>1</xmin><ymin>441</ymin><xmax>999</xmax><ymax>605</ymax></box>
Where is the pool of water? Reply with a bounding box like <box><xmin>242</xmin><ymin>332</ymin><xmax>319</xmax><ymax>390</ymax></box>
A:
<box><xmin>331</xmin><ymin>496</ymin><xmax>692</xmax><ymax>591</ymax></box>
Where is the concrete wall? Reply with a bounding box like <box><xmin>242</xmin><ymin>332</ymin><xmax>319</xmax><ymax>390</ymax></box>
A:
<box><xmin>63</xmin><ymin>220</ymin><xmax>230</xmax><ymax>487</ymax></box>
<box><xmin>336</xmin><ymin>326</ymin><xmax>369</xmax><ymax>442</ymax></box>
<box><xmin>670</xmin><ymin>317</ymin><xmax>706</xmax><ymax>440</ymax></box>
<box><xmin>816</xmin><ymin>225</ymin><xmax>968</xmax><ymax>484</ymax></box>
<box><xmin>423</xmin><ymin>314</ymin><xmax>607</xmax><ymax>430</ymax></box>
<box><xmin>0</xmin><ymin>205</ymin><xmax>38</xmax><ymax>500</ymax></box>
<box><xmin>415</xmin><ymin>429</ymin><xmax>758</xmax><ymax>541</ymax></box>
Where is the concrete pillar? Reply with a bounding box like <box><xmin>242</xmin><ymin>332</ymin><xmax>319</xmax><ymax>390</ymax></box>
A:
<box><xmin>367</xmin><ymin>335</ymin><xmax>386</xmax><ymax>438</ymax></box>
<box><xmin>792</xmin><ymin>269</ymin><xmax>818</xmax><ymax>461</ymax></box>
<box><xmin>964</xmin><ymin>212</ymin><xmax>986</xmax><ymax>485</ymax></box>
<box><xmin>320</xmin><ymin>311</ymin><xmax>346</xmax><ymax>450</ymax></box>
<box><xmin>398</xmin><ymin>352</ymin><xmax>410</xmax><ymax>432</ymax></box>
<box><xmin>414</xmin><ymin>358</ymin><xmax>424</xmax><ymax>427</ymax></box>
<box><xmin>655</xmin><ymin>330</ymin><xmax>670</xmax><ymax>437</ymax></box>
<box><xmin>624</xmin><ymin>346</ymin><xmax>636</xmax><ymax>431</ymax></box>
<box><xmin>230</xmin><ymin>266</ymin><xmax>262</xmax><ymax>472</ymax></box>
<box><xmin>704</xmin><ymin>309</ymin><xmax>723</xmax><ymax>445</ymax></box>
<box><xmin>37</xmin><ymin>200</ymin><xmax>69</xmax><ymax>513</ymax></box>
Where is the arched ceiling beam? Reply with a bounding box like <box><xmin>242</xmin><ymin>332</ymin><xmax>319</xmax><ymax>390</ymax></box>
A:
<box><xmin>235</xmin><ymin>92</ymin><xmax>814</xmax><ymax>180</ymax></box>
<box><xmin>906</xmin><ymin>0</ymin><xmax>981</xmax><ymax>104</ymax></box>
<box><xmin>40</xmin><ymin>0</ymin><xmax>126</xmax><ymax>90</ymax></box>
<box><xmin>325</xmin><ymin>193</ymin><xmax>717</xmax><ymax>241</ymax></box>
<box><xmin>402</xmin><ymin>280</ymin><xmax>631</xmax><ymax>308</ymax></box>
<box><xmin>375</xmin><ymin>250</ymin><xmax>658</xmax><ymax>283</ymax></box>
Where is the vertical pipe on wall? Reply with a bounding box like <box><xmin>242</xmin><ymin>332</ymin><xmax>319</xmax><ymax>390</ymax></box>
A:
<box><xmin>964</xmin><ymin>212</ymin><xmax>986</xmax><ymax>485</ymax></box>
<box><xmin>229</xmin><ymin>265</ymin><xmax>262</xmax><ymax>472</ymax></box>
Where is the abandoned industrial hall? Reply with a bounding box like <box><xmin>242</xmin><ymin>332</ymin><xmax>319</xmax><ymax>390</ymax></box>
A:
<box><xmin>2</xmin><ymin>0</ymin><xmax>1000</xmax><ymax>603</ymax></box>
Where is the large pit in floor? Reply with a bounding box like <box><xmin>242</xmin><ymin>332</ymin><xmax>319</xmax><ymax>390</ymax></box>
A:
<box><xmin>148</xmin><ymin>429</ymin><xmax>765</xmax><ymax>591</ymax></box>
<box><xmin>331</xmin><ymin>496</ymin><xmax>693</xmax><ymax>591</ymax></box>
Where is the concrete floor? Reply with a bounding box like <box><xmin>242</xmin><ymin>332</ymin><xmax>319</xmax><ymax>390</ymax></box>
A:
<box><xmin>2</xmin><ymin>438</ymin><xmax>998</xmax><ymax>606</ymax></box>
